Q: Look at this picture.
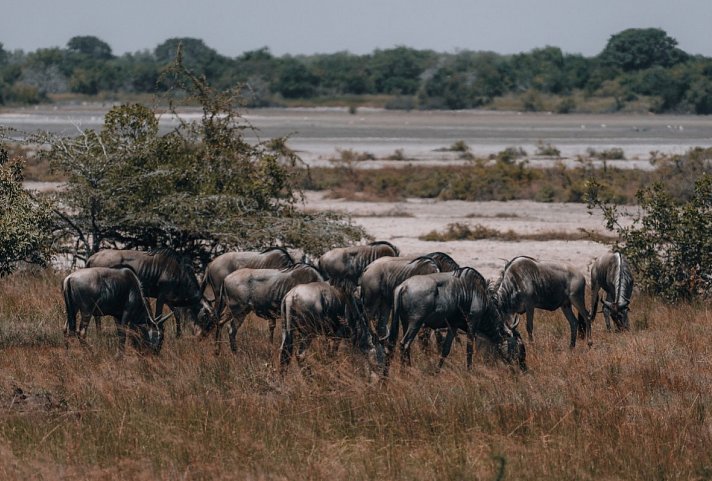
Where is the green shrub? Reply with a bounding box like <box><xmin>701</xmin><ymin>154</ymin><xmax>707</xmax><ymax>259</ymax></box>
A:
<box><xmin>587</xmin><ymin>173</ymin><xmax>712</xmax><ymax>302</ymax></box>
<box><xmin>535</xmin><ymin>141</ymin><xmax>561</xmax><ymax>157</ymax></box>
<box><xmin>587</xmin><ymin>147</ymin><xmax>626</xmax><ymax>160</ymax></box>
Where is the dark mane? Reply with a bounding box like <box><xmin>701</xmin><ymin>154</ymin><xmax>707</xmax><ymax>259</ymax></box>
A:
<box><xmin>281</xmin><ymin>262</ymin><xmax>321</xmax><ymax>275</ymax></box>
<box><xmin>261</xmin><ymin>246</ymin><xmax>292</xmax><ymax>257</ymax></box>
<box><xmin>452</xmin><ymin>266</ymin><xmax>484</xmax><ymax>282</ymax></box>
<box><xmin>148</xmin><ymin>248</ymin><xmax>192</xmax><ymax>266</ymax></box>
<box><xmin>494</xmin><ymin>256</ymin><xmax>540</xmax><ymax>314</ymax></box>
<box><xmin>494</xmin><ymin>255</ymin><xmax>536</xmax><ymax>291</ymax></box>
<box><xmin>425</xmin><ymin>252</ymin><xmax>460</xmax><ymax>272</ymax></box>
<box><xmin>368</xmin><ymin>240</ymin><xmax>400</xmax><ymax>256</ymax></box>
<box><xmin>147</xmin><ymin>248</ymin><xmax>199</xmax><ymax>289</ymax></box>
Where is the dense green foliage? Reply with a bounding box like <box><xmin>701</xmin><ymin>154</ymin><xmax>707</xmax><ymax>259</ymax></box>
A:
<box><xmin>36</xmin><ymin>54</ymin><xmax>365</xmax><ymax>265</ymax></box>
<box><xmin>0</xmin><ymin>146</ymin><xmax>54</xmax><ymax>275</ymax></box>
<box><xmin>587</xmin><ymin>156</ymin><xmax>712</xmax><ymax>302</ymax></box>
<box><xmin>1</xmin><ymin>28</ymin><xmax>711</xmax><ymax>112</ymax></box>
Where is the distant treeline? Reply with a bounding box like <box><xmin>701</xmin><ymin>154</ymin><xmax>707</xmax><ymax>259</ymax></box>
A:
<box><xmin>1</xmin><ymin>28</ymin><xmax>711</xmax><ymax>113</ymax></box>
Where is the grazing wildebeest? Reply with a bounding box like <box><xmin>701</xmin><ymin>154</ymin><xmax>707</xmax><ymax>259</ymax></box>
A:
<box><xmin>199</xmin><ymin>247</ymin><xmax>295</xmax><ymax>304</ymax></box>
<box><xmin>62</xmin><ymin>267</ymin><xmax>171</xmax><ymax>354</ymax></box>
<box><xmin>214</xmin><ymin>264</ymin><xmax>324</xmax><ymax>354</ymax></box>
<box><xmin>496</xmin><ymin>256</ymin><xmax>591</xmax><ymax>348</ymax></box>
<box><xmin>86</xmin><ymin>249</ymin><xmax>215</xmax><ymax>337</ymax></box>
<box><xmin>590</xmin><ymin>252</ymin><xmax>634</xmax><ymax>331</ymax></box>
<box><xmin>279</xmin><ymin>282</ymin><xmax>377</xmax><ymax>372</ymax></box>
<box><xmin>358</xmin><ymin>256</ymin><xmax>440</xmax><ymax>338</ymax></box>
<box><xmin>317</xmin><ymin>241</ymin><xmax>399</xmax><ymax>290</ymax></box>
<box><xmin>386</xmin><ymin>268</ymin><xmax>527</xmax><ymax>372</ymax></box>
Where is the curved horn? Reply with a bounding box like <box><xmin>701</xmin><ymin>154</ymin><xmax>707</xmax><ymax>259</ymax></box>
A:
<box><xmin>509</xmin><ymin>314</ymin><xmax>521</xmax><ymax>330</ymax></box>
<box><xmin>154</xmin><ymin>311</ymin><xmax>173</xmax><ymax>327</ymax></box>
<box><xmin>602</xmin><ymin>300</ymin><xmax>613</xmax><ymax>310</ymax></box>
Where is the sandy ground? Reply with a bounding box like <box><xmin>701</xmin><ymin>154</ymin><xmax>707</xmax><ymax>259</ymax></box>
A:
<box><xmin>304</xmin><ymin>191</ymin><xmax>616</xmax><ymax>280</ymax></box>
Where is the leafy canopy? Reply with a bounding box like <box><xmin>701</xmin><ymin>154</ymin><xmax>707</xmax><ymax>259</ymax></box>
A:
<box><xmin>40</xmin><ymin>49</ymin><xmax>365</xmax><ymax>265</ymax></box>
<box><xmin>599</xmin><ymin>28</ymin><xmax>687</xmax><ymax>72</ymax></box>
<box><xmin>0</xmin><ymin>146</ymin><xmax>55</xmax><ymax>275</ymax></box>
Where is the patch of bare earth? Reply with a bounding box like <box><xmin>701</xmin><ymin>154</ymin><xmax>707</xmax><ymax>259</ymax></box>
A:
<box><xmin>304</xmin><ymin>191</ymin><xmax>613</xmax><ymax>278</ymax></box>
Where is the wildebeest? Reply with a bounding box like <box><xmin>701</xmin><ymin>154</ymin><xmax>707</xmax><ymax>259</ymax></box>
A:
<box><xmin>214</xmin><ymin>263</ymin><xmax>324</xmax><ymax>354</ymax></box>
<box><xmin>358</xmin><ymin>256</ymin><xmax>440</xmax><ymax>338</ymax></box>
<box><xmin>496</xmin><ymin>256</ymin><xmax>591</xmax><ymax>348</ymax></box>
<box><xmin>86</xmin><ymin>249</ymin><xmax>214</xmax><ymax>337</ymax></box>
<box><xmin>317</xmin><ymin>241</ymin><xmax>399</xmax><ymax>290</ymax></box>
<box><xmin>386</xmin><ymin>267</ymin><xmax>527</xmax><ymax>371</ymax></box>
<box><xmin>590</xmin><ymin>252</ymin><xmax>634</xmax><ymax>331</ymax></box>
<box><xmin>279</xmin><ymin>282</ymin><xmax>377</xmax><ymax>372</ymax></box>
<box><xmin>62</xmin><ymin>267</ymin><xmax>171</xmax><ymax>353</ymax></box>
<box><xmin>199</xmin><ymin>247</ymin><xmax>295</xmax><ymax>303</ymax></box>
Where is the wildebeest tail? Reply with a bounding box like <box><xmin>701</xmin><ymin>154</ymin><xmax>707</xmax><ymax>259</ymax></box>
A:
<box><xmin>62</xmin><ymin>276</ymin><xmax>77</xmax><ymax>334</ymax></box>
<box><xmin>279</xmin><ymin>293</ymin><xmax>295</xmax><ymax>367</ymax></box>
<box><xmin>384</xmin><ymin>284</ymin><xmax>406</xmax><ymax>347</ymax></box>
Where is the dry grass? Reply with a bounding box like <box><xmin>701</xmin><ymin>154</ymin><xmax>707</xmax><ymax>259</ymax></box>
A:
<box><xmin>0</xmin><ymin>270</ymin><xmax>711</xmax><ymax>480</ymax></box>
<box><xmin>420</xmin><ymin>223</ymin><xmax>617</xmax><ymax>243</ymax></box>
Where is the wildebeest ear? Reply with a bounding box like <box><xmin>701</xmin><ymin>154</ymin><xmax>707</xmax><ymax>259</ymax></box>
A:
<box><xmin>602</xmin><ymin>300</ymin><xmax>613</xmax><ymax>309</ymax></box>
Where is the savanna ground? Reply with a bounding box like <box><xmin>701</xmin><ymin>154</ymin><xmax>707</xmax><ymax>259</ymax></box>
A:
<box><xmin>0</xmin><ymin>195</ymin><xmax>710</xmax><ymax>481</ymax></box>
<box><xmin>2</xmin><ymin>107</ymin><xmax>711</xmax><ymax>479</ymax></box>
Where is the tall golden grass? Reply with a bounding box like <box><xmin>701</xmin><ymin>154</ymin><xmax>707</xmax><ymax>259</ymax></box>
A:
<box><xmin>0</xmin><ymin>270</ymin><xmax>710</xmax><ymax>480</ymax></box>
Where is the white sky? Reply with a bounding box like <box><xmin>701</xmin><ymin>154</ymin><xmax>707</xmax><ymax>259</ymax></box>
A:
<box><xmin>3</xmin><ymin>0</ymin><xmax>711</xmax><ymax>57</ymax></box>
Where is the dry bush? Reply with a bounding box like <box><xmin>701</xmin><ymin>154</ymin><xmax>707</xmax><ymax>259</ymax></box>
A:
<box><xmin>420</xmin><ymin>222</ymin><xmax>616</xmax><ymax>243</ymax></box>
<box><xmin>0</xmin><ymin>271</ymin><xmax>710</xmax><ymax>480</ymax></box>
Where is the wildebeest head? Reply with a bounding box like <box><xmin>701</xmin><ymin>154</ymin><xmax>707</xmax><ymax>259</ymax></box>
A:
<box><xmin>141</xmin><ymin>311</ymin><xmax>172</xmax><ymax>354</ymax></box>
<box><xmin>499</xmin><ymin>316</ymin><xmax>527</xmax><ymax>371</ymax></box>
<box><xmin>603</xmin><ymin>299</ymin><xmax>630</xmax><ymax>331</ymax></box>
<box><xmin>195</xmin><ymin>297</ymin><xmax>218</xmax><ymax>334</ymax></box>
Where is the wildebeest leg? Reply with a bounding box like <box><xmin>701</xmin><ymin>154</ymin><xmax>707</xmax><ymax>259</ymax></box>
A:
<box><xmin>400</xmin><ymin>319</ymin><xmax>424</xmax><ymax>367</ymax></box>
<box><xmin>376</xmin><ymin>307</ymin><xmax>389</xmax><ymax>341</ymax></box>
<box><xmin>417</xmin><ymin>328</ymin><xmax>432</xmax><ymax>354</ymax></box>
<box><xmin>589</xmin><ymin>285</ymin><xmax>599</xmax><ymax>327</ymax></box>
<box><xmin>157</xmin><ymin>299</ymin><xmax>181</xmax><ymax>338</ymax></box>
<box><xmin>571</xmin><ymin>293</ymin><xmax>592</xmax><ymax>347</ymax></box>
<box><xmin>279</xmin><ymin>328</ymin><xmax>295</xmax><ymax>372</ymax></box>
<box><xmin>93</xmin><ymin>316</ymin><xmax>102</xmax><ymax>334</ymax></box>
<box><xmin>328</xmin><ymin>338</ymin><xmax>341</xmax><ymax>357</ymax></box>
<box><xmin>525</xmin><ymin>308</ymin><xmax>535</xmax><ymax>342</ymax></box>
<box><xmin>115</xmin><ymin>318</ymin><xmax>128</xmax><ymax>356</ymax></box>
<box><xmin>268</xmin><ymin>317</ymin><xmax>276</xmax><ymax>344</ymax></box>
<box><xmin>603</xmin><ymin>294</ymin><xmax>613</xmax><ymax>331</ymax></box>
<box><xmin>296</xmin><ymin>335</ymin><xmax>314</xmax><ymax>377</ymax></box>
<box><xmin>561</xmin><ymin>305</ymin><xmax>579</xmax><ymax>349</ymax></box>
<box><xmin>466</xmin><ymin>325</ymin><xmax>475</xmax><ymax>370</ymax></box>
<box><xmin>437</xmin><ymin>327</ymin><xmax>457</xmax><ymax>371</ymax></box>
<box><xmin>168</xmin><ymin>304</ymin><xmax>182</xmax><ymax>339</ymax></box>
<box><xmin>79</xmin><ymin>313</ymin><xmax>92</xmax><ymax>340</ymax></box>
<box><xmin>228</xmin><ymin>313</ymin><xmax>246</xmax><ymax>354</ymax></box>
<box><xmin>214</xmin><ymin>316</ymin><xmax>229</xmax><ymax>355</ymax></box>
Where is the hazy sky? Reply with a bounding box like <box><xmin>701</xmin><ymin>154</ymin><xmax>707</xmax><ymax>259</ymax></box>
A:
<box><xmin>3</xmin><ymin>0</ymin><xmax>711</xmax><ymax>58</ymax></box>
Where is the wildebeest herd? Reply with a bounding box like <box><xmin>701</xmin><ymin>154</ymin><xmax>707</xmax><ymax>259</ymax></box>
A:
<box><xmin>62</xmin><ymin>242</ymin><xmax>634</xmax><ymax>375</ymax></box>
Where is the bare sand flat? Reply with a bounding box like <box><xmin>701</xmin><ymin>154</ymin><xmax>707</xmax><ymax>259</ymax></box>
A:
<box><xmin>304</xmin><ymin>191</ymin><xmax>614</xmax><ymax>279</ymax></box>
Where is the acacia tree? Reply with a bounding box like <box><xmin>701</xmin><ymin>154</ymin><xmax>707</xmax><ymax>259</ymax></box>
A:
<box><xmin>0</xmin><ymin>145</ymin><xmax>54</xmax><ymax>275</ymax></box>
<box><xmin>41</xmin><ymin>49</ymin><xmax>365</xmax><ymax>266</ymax></box>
